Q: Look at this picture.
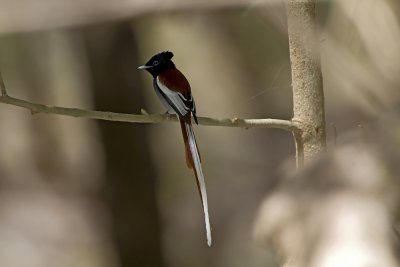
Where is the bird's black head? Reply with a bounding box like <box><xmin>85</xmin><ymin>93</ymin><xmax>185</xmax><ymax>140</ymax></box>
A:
<box><xmin>138</xmin><ymin>51</ymin><xmax>176</xmax><ymax>77</ymax></box>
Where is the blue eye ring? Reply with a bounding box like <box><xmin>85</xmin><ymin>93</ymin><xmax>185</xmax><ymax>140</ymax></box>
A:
<box><xmin>153</xmin><ymin>60</ymin><xmax>159</xmax><ymax>66</ymax></box>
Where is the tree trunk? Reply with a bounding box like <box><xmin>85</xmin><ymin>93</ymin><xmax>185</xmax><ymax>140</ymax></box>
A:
<box><xmin>286</xmin><ymin>0</ymin><xmax>326</xmax><ymax>165</ymax></box>
<box><xmin>84</xmin><ymin>23</ymin><xmax>166</xmax><ymax>267</ymax></box>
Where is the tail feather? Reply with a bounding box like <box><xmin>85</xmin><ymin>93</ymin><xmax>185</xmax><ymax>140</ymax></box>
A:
<box><xmin>179</xmin><ymin>120</ymin><xmax>194</xmax><ymax>169</ymax></box>
<box><xmin>180</xmin><ymin>119</ymin><xmax>212</xmax><ymax>247</ymax></box>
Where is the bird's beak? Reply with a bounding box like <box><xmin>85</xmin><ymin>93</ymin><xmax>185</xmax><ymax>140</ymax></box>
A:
<box><xmin>138</xmin><ymin>65</ymin><xmax>152</xmax><ymax>70</ymax></box>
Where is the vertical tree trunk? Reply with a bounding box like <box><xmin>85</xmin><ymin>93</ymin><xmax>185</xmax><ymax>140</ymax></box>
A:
<box><xmin>83</xmin><ymin>23</ymin><xmax>166</xmax><ymax>267</ymax></box>
<box><xmin>286</xmin><ymin>0</ymin><xmax>326</xmax><ymax>165</ymax></box>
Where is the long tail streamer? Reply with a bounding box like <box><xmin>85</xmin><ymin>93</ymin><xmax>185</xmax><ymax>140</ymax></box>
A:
<box><xmin>180</xmin><ymin>120</ymin><xmax>212</xmax><ymax>246</ymax></box>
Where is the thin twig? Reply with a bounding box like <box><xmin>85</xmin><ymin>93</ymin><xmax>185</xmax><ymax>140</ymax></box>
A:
<box><xmin>0</xmin><ymin>70</ymin><xmax>7</xmax><ymax>96</ymax></box>
<box><xmin>331</xmin><ymin>122</ymin><xmax>337</xmax><ymax>147</ymax></box>
<box><xmin>0</xmin><ymin>94</ymin><xmax>300</xmax><ymax>132</ymax></box>
<box><xmin>293</xmin><ymin>131</ymin><xmax>304</xmax><ymax>168</ymax></box>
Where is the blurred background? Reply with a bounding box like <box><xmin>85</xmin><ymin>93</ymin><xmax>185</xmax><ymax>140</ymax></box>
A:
<box><xmin>0</xmin><ymin>0</ymin><xmax>399</xmax><ymax>266</ymax></box>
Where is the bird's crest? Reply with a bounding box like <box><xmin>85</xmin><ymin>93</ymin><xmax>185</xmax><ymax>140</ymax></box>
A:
<box><xmin>160</xmin><ymin>51</ymin><xmax>174</xmax><ymax>60</ymax></box>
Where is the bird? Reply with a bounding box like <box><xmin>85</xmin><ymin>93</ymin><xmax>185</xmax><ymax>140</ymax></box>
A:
<box><xmin>138</xmin><ymin>51</ymin><xmax>212</xmax><ymax>246</ymax></box>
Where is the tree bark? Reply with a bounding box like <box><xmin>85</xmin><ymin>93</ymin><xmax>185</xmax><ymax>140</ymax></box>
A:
<box><xmin>286</xmin><ymin>0</ymin><xmax>326</xmax><ymax>165</ymax></box>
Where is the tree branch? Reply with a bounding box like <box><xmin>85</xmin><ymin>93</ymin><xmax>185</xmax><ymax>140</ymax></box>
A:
<box><xmin>0</xmin><ymin>0</ymin><xmax>267</xmax><ymax>34</ymax></box>
<box><xmin>0</xmin><ymin>94</ymin><xmax>300</xmax><ymax>132</ymax></box>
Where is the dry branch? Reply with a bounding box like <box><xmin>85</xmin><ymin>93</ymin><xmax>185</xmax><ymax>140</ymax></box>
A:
<box><xmin>0</xmin><ymin>94</ymin><xmax>299</xmax><ymax>132</ymax></box>
<box><xmin>0</xmin><ymin>67</ymin><xmax>299</xmax><ymax>131</ymax></box>
<box><xmin>0</xmin><ymin>63</ymin><xmax>299</xmax><ymax>131</ymax></box>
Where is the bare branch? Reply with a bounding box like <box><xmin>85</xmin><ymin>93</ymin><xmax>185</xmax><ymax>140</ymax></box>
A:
<box><xmin>0</xmin><ymin>94</ymin><xmax>299</xmax><ymax>132</ymax></box>
<box><xmin>0</xmin><ymin>66</ymin><xmax>298</xmax><ymax>131</ymax></box>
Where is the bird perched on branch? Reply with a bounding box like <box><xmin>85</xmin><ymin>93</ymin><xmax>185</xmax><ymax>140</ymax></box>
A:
<box><xmin>138</xmin><ymin>51</ymin><xmax>212</xmax><ymax>246</ymax></box>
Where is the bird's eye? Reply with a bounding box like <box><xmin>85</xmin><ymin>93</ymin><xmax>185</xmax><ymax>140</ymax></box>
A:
<box><xmin>153</xmin><ymin>60</ymin><xmax>159</xmax><ymax>66</ymax></box>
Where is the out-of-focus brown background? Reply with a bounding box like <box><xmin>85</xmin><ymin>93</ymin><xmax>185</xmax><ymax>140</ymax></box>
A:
<box><xmin>0</xmin><ymin>0</ymin><xmax>399</xmax><ymax>266</ymax></box>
